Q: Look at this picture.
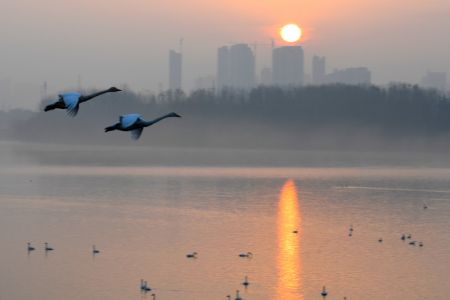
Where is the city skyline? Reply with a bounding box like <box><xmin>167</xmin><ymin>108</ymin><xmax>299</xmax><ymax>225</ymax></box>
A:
<box><xmin>1</xmin><ymin>0</ymin><xmax>449</xmax><ymax>109</ymax></box>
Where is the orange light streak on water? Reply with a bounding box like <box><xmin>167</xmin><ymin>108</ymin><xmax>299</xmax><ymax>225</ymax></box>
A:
<box><xmin>277</xmin><ymin>179</ymin><xmax>302</xmax><ymax>300</ymax></box>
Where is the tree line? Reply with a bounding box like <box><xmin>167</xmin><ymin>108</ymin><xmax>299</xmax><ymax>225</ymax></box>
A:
<box><xmin>8</xmin><ymin>83</ymin><xmax>450</xmax><ymax>150</ymax></box>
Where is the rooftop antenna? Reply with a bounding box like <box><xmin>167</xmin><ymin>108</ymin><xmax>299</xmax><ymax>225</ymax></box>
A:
<box><xmin>179</xmin><ymin>38</ymin><xmax>183</xmax><ymax>54</ymax></box>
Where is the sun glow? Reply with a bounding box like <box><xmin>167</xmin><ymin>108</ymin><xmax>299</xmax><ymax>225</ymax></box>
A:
<box><xmin>280</xmin><ymin>24</ymin><xmax>302</xmax><ymax>43</ymax></box>
<box><xmin>277</xmin><ymin>179</ymin><xmax>302</xmax><ymax>299</ymax></box>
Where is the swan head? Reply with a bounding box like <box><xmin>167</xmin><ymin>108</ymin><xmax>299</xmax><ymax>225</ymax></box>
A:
<box><xmin>168</xmin><ymin>112</ymin><xmax>181</xmax><ymax>118</ymax></box>
<box><xmin>108</xmin><ymin>87</ymin><xmax>122</xmax><ymax>92</ymax></box>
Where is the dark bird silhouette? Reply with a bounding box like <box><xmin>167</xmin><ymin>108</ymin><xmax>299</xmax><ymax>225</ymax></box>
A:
<box><xmin>105</xmin><ymin>112</ymin><xmax>181</xmax><ymax>140</ymax></box>
<box><xmin>92</xmin><ymin>245</ymin><xmax>100</xmax><ymax>254</ymax></box>
<box><xmin>186</xmin><ymin>251</ymin><xmax>198</xmax><ymax>258</ymax></box>
<box><xmin>44</xmin><ymin>242</ymin><xmax>54</xmax><ymax>251</ymax></box>
<box><xmin>238</xmin><ymin>252</ymin><xmax>253</xmax><ymax>258</ymax></box>
<box><xmin>44</xmin><ymin>87</ymin><xmax>122</xmax><ymax>117</ymax></box>
<box><xmin>321</xmin><ymin>286</ymin><xmax>328</xmax><ymax>297</ymax></box>
<box><xmin>27</xmin><ymin>242</ymin><xmax>35</xmax><ymax>252</ymax></box>
<box><xmin>242</xmin><ymin>276</ymin><xmax>250</xmax><ymax>288</ymax></box>
<box><xmin>140</xmin><ymin>280</ymin><xmax>151</xmax><ymax>292</ymax></box>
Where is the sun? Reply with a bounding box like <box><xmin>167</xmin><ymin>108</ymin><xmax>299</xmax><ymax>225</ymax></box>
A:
<box><xmin>280</xmin><ymin>24</ymin><xmax>302</xmax><ymax>43</ymax></box>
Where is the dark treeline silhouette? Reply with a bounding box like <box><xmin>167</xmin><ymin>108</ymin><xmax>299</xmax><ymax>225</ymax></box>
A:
<box><xmin>9</xmin><ymin>84</ymin><xmax>450</xmax><ymax>151</ymax></box>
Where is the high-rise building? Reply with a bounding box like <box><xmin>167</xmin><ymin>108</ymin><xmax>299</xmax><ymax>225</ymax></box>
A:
<box><xmin>229</xmin><ymin>44</ymin><xmax>255</xmax><ymax>89</ymax></box>
<box><xmin>217</xmin><ymin>46</ymin><xmax>230</xmax><ymax>90</ymax></box>
<box><xmin>325</xmin><ymin>67</ymin><xmax>371</xmax><ymax>85</ymax></box>
<box><xmin>272</xmin><ymin>46</ymin><xmax>304</xmax><ymax>86</ymax></box>
<box><xmin>169</xmin><ymin>50</ymin><xmax>182</xmax><ymax>90</ymax></box>
<box><xmin>217</xmin><ymin>44</ymin><xmax>255</xmax><ymax>90</ymax></box>
<box><xmin>421</xmin><ymin>72</ymin><xmax>447</xmax><ymax>91</ymax></box>
<box><xmin>312</xmin><ymin>55</ymin><xmax>326</xmax><ymax>85</ymax></box>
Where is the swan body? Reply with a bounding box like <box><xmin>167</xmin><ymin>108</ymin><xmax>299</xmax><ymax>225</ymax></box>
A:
<box><xmin>143</xmin><ymin>281</ymin><xmax>151</xmax><ymax>292</ymax></box>
<box><xmin>186</xmin><ymin>251</ymin><xmax>198</xmax><ymax>258</ymax></box>
<box><xmin>140</xmin><ymin>279</ymin><xmax>151</xmax><ymax>292</ymax></box>
<box><xmin>27</xmin><ymin>242</ymin><xmax>35</xmax><ymax>251</ymax></box>
<box><xmin>321</xmin><ymin>286</ymin><xmax>328</xmax><ymax>297</ymax></box>
<box><xmin>242</xmin><ymin>276</ymin><xmax>249</xmax><ymax>287</ymax></box>
<box><xmin>235</xmin><ymin>290</ymin><xmax>242</xmax><ymax>300</ymax></box>
<box><xmin>44</xmin><ymin>87</ymin><xmax>122</xmax><ymax>116</ymax></box>
<box><xmin>239</xmin><ymin>252</ymin><xmax>253</xmax><ymax>258</ymax></box>
<box><xmin>44</xmin><ymin>242</ymin><xmax>54</xmax><ymax>251</ymax></box>
<box><xmin>105</xmin><ymin>112</ymin><xmax>181</xmax><ymax>140</ymax></box>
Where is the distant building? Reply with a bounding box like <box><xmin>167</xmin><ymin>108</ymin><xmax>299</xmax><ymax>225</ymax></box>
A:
<box><xmin>217</xmin><ymin>46</ymin><xmax>230</xmax><ymax>90</ymax></box>
<box><xmin>312</xmin><ymin>55</ymin><xmax>326</xmax><ymax>85</ymax></box>
<box><xmin>229</xmin><ymin>44</ymin><xmax>255</xmax><ymax>89</ymax></box>
<box><xmin>325</xmin><ymin>67</ymin><xmax>371</xmax><ymax>85</ymax></box>
<box><xmin>421</xmin><ymin>72</ymin><xmax>447</xmax><ymax>91</ymax></box>
<box><xmin>260</xmin><ymin>67</ymin><xmax>272</xmax><ymax>86</ymax></box>
<box><xmin>169</xmin><ymin>50</ymin><xmax>182</xmax><ymax>90</ymax></box>
<box><xmin>217</xmin><ymin>44</ymin><xmax>255</xmax><ymax>90</ymax></box>
<box><xmin>272</xmin><ymin>46</ymin><xmax>304</xmax><ymax>87</ymax></box>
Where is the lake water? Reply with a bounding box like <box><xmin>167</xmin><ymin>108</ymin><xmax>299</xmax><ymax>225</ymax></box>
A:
<box><xmin>0</xmin><ymin>143</ymin><xmax>450</xmax><ymax>300</ymax></box>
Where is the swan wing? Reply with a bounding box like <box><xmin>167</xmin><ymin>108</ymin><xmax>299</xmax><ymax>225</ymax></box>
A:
<box><xmin>119</xmin><ymin>114</ymin><xmax>141</xmax><ymax>129</ymax></box>
<box><xmin>131</xmin><ymin>128</ymin><xmax>143</xmax><ymax>140</ymax></box>
<box><xmin>62</xmin><ymin>93</ymin><xmax>81</xmax><ymax>117</ymax></box>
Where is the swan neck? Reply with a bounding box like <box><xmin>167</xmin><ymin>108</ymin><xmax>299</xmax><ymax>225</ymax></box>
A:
<box><xmin>82</xmin><ymin>89</ymin><xmax>112</xmax><ymax>101</ymax></box>
<box><xmin>144</xmin><ymin>114</ymin><xmax>171</xmax><ymax>127</ymax></box>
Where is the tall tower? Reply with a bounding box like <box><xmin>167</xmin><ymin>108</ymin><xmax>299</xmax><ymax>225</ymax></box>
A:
<box><xmin>228</xmin><ymin>44</ymin><xmax>255</xmax><ymax>89</ymax></box>
<box><xmin>312</xmin><ymin>55</ymin><xmax>326</xmax><ymax>85</ymax></box>
<box><xmin>217</xmin><ymin>46</ymin><xmax>230</xmax><ymax>90</ymax></box>
<box><xmin>217</xmin><ymin>44</ymin><xmax>255</xmax><ymax>90</ymax></box>
<box><xmin>169</xmin><ymin>49</ymin><xmax>182</xmax><ymax>90</ymax></box>
<box><xmin>272</xmin><ymin>46</ymin><xmax>304</xmax><ymax>87</ymax></box>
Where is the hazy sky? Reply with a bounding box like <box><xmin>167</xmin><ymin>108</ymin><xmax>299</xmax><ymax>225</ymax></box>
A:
<box><xmin>1</xmin><ymin>0</ymin><xmax>449</xmax><ymax>109</ymax></box>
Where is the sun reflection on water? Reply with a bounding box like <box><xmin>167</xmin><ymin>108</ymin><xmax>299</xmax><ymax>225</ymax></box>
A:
<box><xmin>277</xmin><ymin>179</ymin><xmax>302</xmax><ymax>300</ymax></box>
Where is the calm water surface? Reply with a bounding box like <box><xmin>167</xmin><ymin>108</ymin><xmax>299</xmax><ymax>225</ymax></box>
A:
<box><xmin>1</xmin><ymin>160</ymin><xmax>450</xmax><ymax>299</ymax></box>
